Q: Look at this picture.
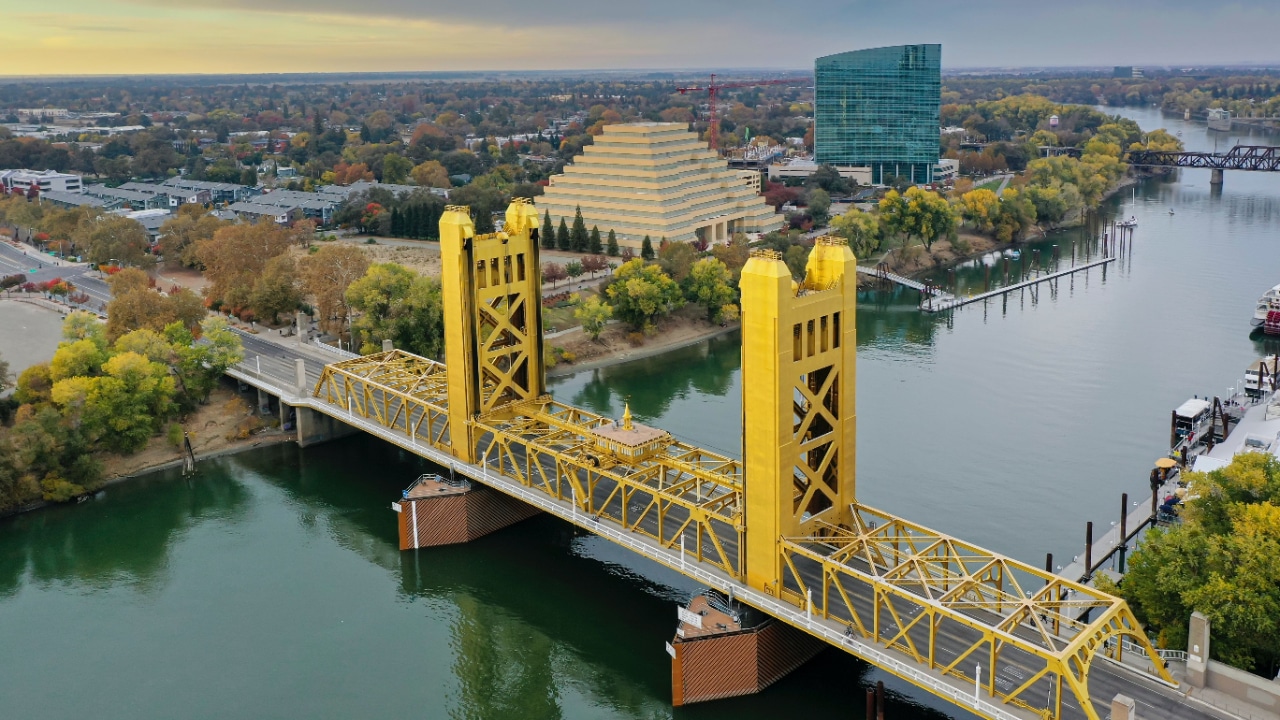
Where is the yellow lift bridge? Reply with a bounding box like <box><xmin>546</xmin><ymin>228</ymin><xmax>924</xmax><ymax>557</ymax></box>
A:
<box><xmin>313</xmin><ymin>198</ymin><xmax>1173</xmax><ymax>720</ymax></box>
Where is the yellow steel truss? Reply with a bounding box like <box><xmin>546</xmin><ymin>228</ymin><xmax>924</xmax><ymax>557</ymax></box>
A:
<box><xmin>301</xmin><ymin>204</ymin><xmax>1176</xmax><ymax>720</ymax></box>
<box><xmin>777</xmin><ymin>505</ymin><xmax>1174</xmax><ymax>719</ymax></box>
<box><xmin>473</xmin><ymin>397</ymin><xmax>744</xmax><ymax>575</ymax></box>
<box><xmin>313</xmin><ymin>350</ymin><xmax>452</xmax><ymax>451</ymax></box>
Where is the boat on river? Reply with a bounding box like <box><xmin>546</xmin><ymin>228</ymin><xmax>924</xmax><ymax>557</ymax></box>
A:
<box><xmin>1118</xmin><ymin>216</ymin><xmax>1138</xmax><ymax>229</ymax></box>
<box><xmin>1251</xmin><ymin>283</ymin><xmax>1280</xmax><ymax>327</ymax></box>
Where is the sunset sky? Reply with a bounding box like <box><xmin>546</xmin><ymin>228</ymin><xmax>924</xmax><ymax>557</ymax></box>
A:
<box><xmin>3</xmin><ymin>0</ymin><xmax>1279</xmax><ymax>76</ymax></box>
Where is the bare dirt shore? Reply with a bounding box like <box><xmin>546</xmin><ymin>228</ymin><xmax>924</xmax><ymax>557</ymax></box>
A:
<box><xmin>97</xmin><ymin>384</ymin><xmax>293</xmax><ymax>482</ymax></box>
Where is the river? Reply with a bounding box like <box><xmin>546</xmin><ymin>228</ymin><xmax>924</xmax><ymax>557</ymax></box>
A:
<box><xmin>3</xmin><ymin>107</ymin><xmax>1278</xmax><ymax>720</ymax></box>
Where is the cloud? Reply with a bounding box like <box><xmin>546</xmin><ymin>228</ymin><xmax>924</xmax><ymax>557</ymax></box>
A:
<box><xmin>2</xmin><ymin>0</ymin><xmax>1279</xmax><ymax>75</ymax></box>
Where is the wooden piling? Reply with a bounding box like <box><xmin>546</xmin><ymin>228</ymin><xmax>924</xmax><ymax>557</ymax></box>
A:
<box><xmin>1119</xmin><ymin>493</ymin><xmax>1129</xmax><ymax>573</ymax></box>
<box><xmin>1084</xmin><ymin>521</ymin><xmax>1094</xmax><ymax>578</ymax></box>
<box><xmin>1045</xmin><ymin>552</ymin><xmax>1053</xmax><ymax>585</ymax></box>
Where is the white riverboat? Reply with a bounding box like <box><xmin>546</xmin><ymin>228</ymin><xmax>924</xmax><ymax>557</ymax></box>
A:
<box><xmin>1251</xmin><ymin>283</ymin><xmax>1280</xmax><ymax>327</ymax></box>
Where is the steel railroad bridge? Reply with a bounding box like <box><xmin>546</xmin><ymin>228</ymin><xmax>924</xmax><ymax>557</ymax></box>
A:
<box><xmin>229</xmin><ymin>199</ymin><xmax>1221</xmax><ymax>720</ymax></box>
<box><xmin>1126</xmin><ymin>144</ymin><xmax>1280</xmax><ymax>185</ymax></box>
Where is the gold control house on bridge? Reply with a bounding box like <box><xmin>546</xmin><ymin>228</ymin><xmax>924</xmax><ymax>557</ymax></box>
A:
<box><xmin>306</xmin><ymin>198</ymin><xmax>1175</xmax><ymax>720</ymax></box>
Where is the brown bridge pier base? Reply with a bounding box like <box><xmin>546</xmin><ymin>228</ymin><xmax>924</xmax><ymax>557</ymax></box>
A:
<box><xmin>394</xmin><ymin>473</ymin><xmax>539</xmax><ymax>550</ymax></box>
<box><xmin>670</xmin><ymin>592</ymin><xmax>825</xmax><ymax>706</ymax></box>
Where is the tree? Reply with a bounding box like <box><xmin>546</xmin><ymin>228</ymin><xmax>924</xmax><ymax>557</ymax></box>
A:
<box><xmin>574</xmin><ymin>296</ymin><xmax>613</xmax><ymax>341</ymax></box>
<box><xmin>684</xmin><ymin>258</ymin><xmax>736</xmax><ymax>322</ymax></box>
<box><xmin>164</xmin><ymin>318</ymin><xmax>243</xmax><ymax>407</ymax></box>
<box><xmin>240</xmin><ymin>167</ymin><xmax>258</xmax><ymax>187</ymax></box>
<box><xmin>993</xmin><ymin>188</ymin><xmax>1037</xmax><ymax>242</ymax></box>
<box><xmin>877</xmin><ymin>187</ymin><xmax>957</xmax><ymax>252</ymax></box>
<box><xmin>640</xmin><ymin>236</ymin><xmax>655</xmax><ymax>261</ymax></box>
<box><xmin>381</xmin><ymin>153</ymin><xmax>413</xmax><ymax>184</ymax></box>
<box><xmin>587</xmin><ymin>225</ymin><xmax>603</xmax><ymax>255</ymax></box>
<box><xmin>606</xmin><ymin>229</ymin><xmax>619</xmax><ymax>257</ymax></box>
<box><xmin>565</xmin><ymin>260</ymin><xmax>584</xmax><ymax>282</ymax></box>
<box><xmin>198</xmin><ymin>220</ymin><xmax>299</xmax><ymax>309</ymax></box>
<box><xmin>541</xmin><ymin>210</ymin><xmax>556</xmax><ymax>250</ymax></box>
<box><xmin>78</xmin><ymin>215</ymin><xmax>152</xmax><ymax>268</ymax></box>
<box><xmin>1116</xmin><ymin>454</ymin><xmax>1280</xmax><ymax>673</ymax></box>
<box><xmin>657</xmin><ymin>241</ymin><xmax>697</xmax><ymax>282</ymax></box>
<box><xmin>605</xmin><ymin>258</ymin><xmax>683</xmax><ymax>329</ymax></box>
<box><xmin>299</xmin><ymin>244</ymin><xmax>370</xmax><ymax>335</ymax></box>
<box><xmin>829</xmin><ymin>208</ymin><xmax>882</xmax><ymax>260</ymax></box>
<box><xmin>958</xmin><ymin>189</ymin><xmax>1000</xmax><ymax>233</ymax></box>
<box><xmin>556</xmin><ymin>218</ymin><xmax>570</xmax><ymax>251</ymax></box>
<box><xmin>581</xmin><ymin>254</ymin><xmax>609</xmax><ymax>278</ymax></box>
<box><xmin>158</xmin><ymin>210</ymin><xmax>230</xmax><ymax>268</ymax></box>
<box><xmin>411</xmin><ymin>160</ymin><xmax>453</xmax><ymax>188</ymax></box>
<box><xmin>783</xmin><ymin>245</ymin><xmax>809</xmax><ymax>280</ymax></box>
<box><xmin>249</xmin><ymin>255</ymin><xmax>301</xmax><ymax>324</ymax></box>
<box><xmin>807</xmin><ymin>188</ymin><xmax>832</xmax><ymax>224</ymax></box>
<box><xmin>543</xmin><ymin>262</ymin><xmax>567</xmax><ymax>288</ymax></box>
<box><xmin>346</xmin><ymin>263</ymin><xmax>444</xmax><ymax>357</ymax></box>
<box><xmin>49</xmin><ymin>339</ymin><xmax>106</xmax><ymax>382</ymax></box>
<box><xmin>105</xmin><ymin>285</ymin><xmax>205</xmax><ymax>341</ymax></box>
<box><xmin>0</xmin><ymin>353</ymin><xmax>8</xmax><ymax>390</ymax></box>
<box><xmin>570</xmin><ymin>206</ymin><xmax>589</xmax><ymax>252</ymax></box>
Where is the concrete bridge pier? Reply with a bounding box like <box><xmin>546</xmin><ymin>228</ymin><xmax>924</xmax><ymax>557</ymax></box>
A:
<box><xmin>291</xmin><ymin>357</ymin><xmax>356</xmax><ymax>447</ymax></box>
<box><xmin>669</xmin><ymin>594</ymin><xmax>824</xmax><ymax>706</ymax></box>
<box><xmin>1211</xmin><ymin>168</ymin><xmax>1224</xmax><ymax>185</ymax></box>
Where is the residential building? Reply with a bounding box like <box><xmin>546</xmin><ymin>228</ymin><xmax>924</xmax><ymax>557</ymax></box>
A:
<box><xmin>119</xmin><ymin>182</ymin><xmax>210</xmax><ymax>207</ymax></box>
<box><xmin>85</xmin><ymin>185</ymin><xmax>170</xmax><ymax>211</ymax></box>
<box><xmin>815</xmin><ymin>44</ymin><xmax>942</xmax><ymax>185</ymax></box>
<box><xmin>0</xmin><ymin>169</ymin><xmax>84</xmax><ymax>194</ymax></box>
<box><xmin>163</xmin><ymin>177</ymin><xmax>254</xmax><ymax>203</ymax></box>
<box><xmin>536</xmin><ymin>122</ymin><xmax>782</xmax><ymax>249</ymax></box>
<box><xmin>252</xmin><ymin>189</ymin><xmax>340</xmax><ymax>225</ymax></box>
<box><xmin>227</xmin><ymin>201</ymin><xmax>300</xmax><ymax>225</ymax></box>
<box><xmin>40</xmin><ymin>190</ymin><xmax>117</xmax><ymax>211</ymax></box>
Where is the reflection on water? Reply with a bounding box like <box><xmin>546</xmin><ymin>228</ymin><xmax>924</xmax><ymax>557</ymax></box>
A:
<box><xmin>0</xmin><ymin>437</ymin><xmax>966</xmax><ymax>720</ymax></box>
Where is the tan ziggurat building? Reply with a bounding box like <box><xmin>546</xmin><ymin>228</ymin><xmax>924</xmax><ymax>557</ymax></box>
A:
<box><xmin>537</xmin><ymin>123</ymin><xmax>783</xmax><ymax>250</ymax></box>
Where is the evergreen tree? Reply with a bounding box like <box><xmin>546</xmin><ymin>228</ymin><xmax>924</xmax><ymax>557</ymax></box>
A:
<box><xmin>570</xmin><ymin>205</ymin><xmax>588</xmax><ymax>252</ymax></box>
<box><xmin>556</xmin><ymin>218</ymin><xmax>570</xmax><ymax>251</ymax></box>
<box><xmin>588</xmin><ymin>225</ymin><xmax>603</xmax><ymax>254</ymax></box>
<box><xmin>641</xmin><ymin>235</ymin><xmax>655</xmax><ymax>261</ymax></box>
<box><xmin>390</xmin><ymin>207</ymin><xmax>402</xmax><ymax>237</ymax></box>
<box><xmin>541</xmin><ymin>210</ymin><xmax>555</xmax><ymax>250</ymax></box>
<box><xmin>606</xmin><ymin>229</ymin><xmax>619</xmax><ymax>257</ymax></box>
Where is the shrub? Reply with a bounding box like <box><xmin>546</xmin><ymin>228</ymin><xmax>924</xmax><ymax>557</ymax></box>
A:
<box><xmin>627</xmin><ymin>332</ymin><xmax>645</xmax><ymax>347</ymax></box>
<box><xmin>41</xmin><ymin>475</ymin><xmax>84</xmax><ymax>503</ymax></box>
<box><xmin>167</xmin><ymin>422</ymin><xmax>184</xmax><ymax>448</ymax></box>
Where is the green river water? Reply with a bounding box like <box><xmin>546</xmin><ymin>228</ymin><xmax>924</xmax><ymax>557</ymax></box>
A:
<box><xmin>3</xmin><ymin>106</ymin><xmax>1279</xmax><ymax>719</ymax></box>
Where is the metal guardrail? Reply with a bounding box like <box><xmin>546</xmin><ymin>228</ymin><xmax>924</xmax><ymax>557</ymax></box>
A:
<box><xmin>312</xmin><ymin>337</ymin><xmax>360</xmax><ymax>359</ymax></box>
<box><xmin>1107</xmin><ymin>637</ymin><xmax>1189</xmax><ymax>663</ymax></box>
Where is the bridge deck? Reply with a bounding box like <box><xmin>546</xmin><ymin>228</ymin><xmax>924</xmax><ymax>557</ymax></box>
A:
<box><xmin>225</xmin><ymin>347</ymin><xmax>1228</xmax><ymax>720</ymax></box>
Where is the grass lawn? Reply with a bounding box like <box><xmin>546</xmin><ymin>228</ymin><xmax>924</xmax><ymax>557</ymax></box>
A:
<box><xmin>974</xmin><ymin>178</ymin><xmax>1003</xmax><ymax>193</ymax></box>
<box><xmin>543</xmin><ymin>303</ymin><xmax>578</xmax><ymax>332</ymax></box>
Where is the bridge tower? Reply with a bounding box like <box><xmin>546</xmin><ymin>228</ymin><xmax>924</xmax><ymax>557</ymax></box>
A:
<box><xmin>739</xmin><ymin>238</ymin><xmax>858</xmax><ymax>593</ymax></box>
<box><xmin>439</xmin><ymin>199</ymin><xmax>545</xmax><ymax>463</ymax></box>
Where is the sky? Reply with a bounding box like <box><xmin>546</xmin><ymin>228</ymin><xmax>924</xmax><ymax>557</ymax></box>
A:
<box><xmin>2</xmin><ymin>0</ymin><xmax>1279</xmax><ymax>76</ymax></box>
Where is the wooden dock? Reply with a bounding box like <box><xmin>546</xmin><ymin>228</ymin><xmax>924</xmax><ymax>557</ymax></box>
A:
<box><xmin>857</xmin><ymin>256</ymin><xmax>1117</xmax><ymax>314</ymax></box>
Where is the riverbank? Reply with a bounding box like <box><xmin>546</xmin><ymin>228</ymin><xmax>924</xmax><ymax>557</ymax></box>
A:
<box><xmin>547</xmin><ymin>307</ymin><xmax>739</xmax><ymax>378</ymax></box>
<box><xmin>1</xmin><ymin>383</ymin><xmax>294</xmax><ymax>520</ymax></box>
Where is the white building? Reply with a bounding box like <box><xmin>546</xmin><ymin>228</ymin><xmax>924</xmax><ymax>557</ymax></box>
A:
<box><xmin>0</xmin><ymin>169</ymin><xmax>84</xmax><ymax>194</ymax></box>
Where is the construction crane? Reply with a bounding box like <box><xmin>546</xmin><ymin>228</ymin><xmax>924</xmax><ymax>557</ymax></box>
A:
<box><xmin>676</xmin><ymin>74</ymin><xmax>809</xmax><ymax>151</ymax></box>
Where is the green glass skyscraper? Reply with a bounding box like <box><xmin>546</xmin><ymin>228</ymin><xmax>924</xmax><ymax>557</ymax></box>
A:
<box><xmin>815</xmin><ymin>44</ymin><xmax>941</xmax><ymax>185</ymax></box>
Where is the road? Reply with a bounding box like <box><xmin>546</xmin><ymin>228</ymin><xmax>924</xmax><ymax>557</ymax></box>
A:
<box><xmin>0</xmin><ymin>242</ymin><xmax>112</xmax><ymax>308</ymax></box>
